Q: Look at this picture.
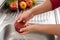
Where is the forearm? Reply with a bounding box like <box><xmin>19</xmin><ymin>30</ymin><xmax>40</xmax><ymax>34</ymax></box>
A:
<box><xmin>29</xmin><ymin>0</ymin><xmax>52</xmax><ymax>15</ymax></box>
<box><xmin>36</xmin><ymin>24</ymin><xmax>60</xmax><ymax>36</ymax></box>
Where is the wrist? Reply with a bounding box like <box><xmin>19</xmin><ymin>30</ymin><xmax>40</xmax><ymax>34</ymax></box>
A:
<box><xmin>35</xmin><ymin>24</ymin><xmax>44</xmax><ymax>32</ymax></box>
<box><xmin>33</xmin><ymin>24</ymin><xmax>41</xmax><ymax>32</ymax></box>
<box><xmin>28</xmin><ymin>9</ymin><xmax>35</xmax><ymax>17</ymax></box>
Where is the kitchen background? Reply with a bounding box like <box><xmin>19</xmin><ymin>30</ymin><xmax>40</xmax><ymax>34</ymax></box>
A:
<box><xmin>0</xmin><ymin>0</ymin><xmax>60</xmax><ymax>40</ymax></box>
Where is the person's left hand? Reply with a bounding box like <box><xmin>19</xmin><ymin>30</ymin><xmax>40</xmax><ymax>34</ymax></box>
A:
<box><xmin>20</xmin><ymin>24</ymin><xmax>39</xmax><ymax>34</ymax></box>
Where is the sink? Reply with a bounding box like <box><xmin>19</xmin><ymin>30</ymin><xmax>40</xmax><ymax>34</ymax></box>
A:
<box><xmin>0</xmin><ymin>0</ymin><xmax>56</xmax><ymax>40</ymax></box>
<box><xmin>0</xmin><ymin>24</ymin><xmax>55</xmax><ymax>40</ymax></box>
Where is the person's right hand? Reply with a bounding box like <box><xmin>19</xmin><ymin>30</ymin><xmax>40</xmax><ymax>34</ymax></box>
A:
<box><xmin>14</xmin><ymin>10</ymin><xmax>35</xmax><ymax>33</ymax></box>
<box><xmin>16</xmin><ymin>10</ymin><xmax>34</xmax><ymax>23</ymax></box>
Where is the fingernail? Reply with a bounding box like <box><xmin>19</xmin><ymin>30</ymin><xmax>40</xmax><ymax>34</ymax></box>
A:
<box><xmin>23</xmin><ymin>20</ymin><xmax>26</xmax><ymax>23</ymax></box>
<box><xmin>17</xmin><ymin>20</ymin><xmax>20</xmax><ymax>22</ymax></box>
<box><xmin>20</xmin><ymin>29</ymin><xmax>22</xmax><ymax>32</ymax></box>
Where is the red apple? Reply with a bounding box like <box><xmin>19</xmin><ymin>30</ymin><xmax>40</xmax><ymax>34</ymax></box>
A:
<box><xmin>19</xmin><ymin>1</ymin><xmax>27</xmax><ymax>10</ymax></box>
<box><xmin>18</xmin><ymin>0</ymin><xmax>26</xmax><ymax>2</ymax></box>
<box><xmin>14</xmin><ymin>21</ymin><xmax>25</xmax><ymax>33</ymax></box>
<box><xmin>26</xmin><ymin>0</ymin><xmax>33</xmax><ymax>7</ymax></box>
<box><xmin>9</xmin><ymin>2</ymin><xmax>18</xmax><ymax>10</ymax></box>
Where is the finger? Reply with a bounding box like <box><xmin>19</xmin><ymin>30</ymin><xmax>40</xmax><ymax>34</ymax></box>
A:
<box><xmin>20</xmin><ymin>25</ymin><xmax>30</xmax><ymax>32</ymax></box>
<box><xmin>22</xmin><ymin>20</ymin><xmax>26</xmax><ymax>23</ymax></box>
<box><xmin>17</xmin><ymin>14</ymin><xmax>23</xmax><ymax>22</ymax></box>
<box><xmin>16</xmin><ymin>14</ymin><xmax>22</xmax><ymax>20</ymax></box>
<box><xmin>20</xmin><ymin>28</ymin><xmax>27</xmax><ymax>32</ymax></box>
<box><xmin>17</xmin><ymin>14</ymin><xmax>26</xmax><ymax>23</ymax></box>
<box><xmin>24</xmin><ymin>22</ymin><xmax>29</xmax><ymax>26</ymax></box>
<box><xmin>20</xmin><ymin>31</ymin><xmax>30</xmax><ymax>35</ymax></box>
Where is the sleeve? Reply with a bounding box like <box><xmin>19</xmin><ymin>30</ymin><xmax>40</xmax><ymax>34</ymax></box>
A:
<box><xmin>50</xmin><ymin>0</ymin><xmax>60</xmax><ymax>10</ymax></box>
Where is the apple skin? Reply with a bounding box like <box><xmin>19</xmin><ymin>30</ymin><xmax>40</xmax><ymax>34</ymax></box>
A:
<box><xmin>19</xmin><ymin>1</ymin><xmax>27</xmax><ymax>10</ymax></box>
<box><xmin>18</xmin><ymin>0</ymin><xmax>26</xmax><ymax>2</ymax></box>
<box><xmin>32</xmin><ymin>0</ymin><xmax>36</xmax><ymax>4</ymax></box>
<box><xmin>25</xmin><ymin>0</ymin><xmax>31</xmax><ymax>1</ymax></box>
<box><xmin>9</xmin><ymin>2</ymin><xmax>18</xmax><ymax>10</ymax></box>
<box><xmin>14</xmin><ymin>21</ymin><xmax>25</xmax><ymax>33</ymax></box>
<box><xmin>26</xmin><ymin>0</ymin><xmax>33</xmax><ymax>7</ymax></box>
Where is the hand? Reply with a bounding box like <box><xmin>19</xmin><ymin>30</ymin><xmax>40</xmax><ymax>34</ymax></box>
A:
<box><xmin>20</xmin><ymin>24</ymin><xmax>39</xmax><ymax>34</ymax></box>
<box><xmin>16</xmin><ymin>10</ymin><xmax>34</xmax><ymax>23</ymax></box>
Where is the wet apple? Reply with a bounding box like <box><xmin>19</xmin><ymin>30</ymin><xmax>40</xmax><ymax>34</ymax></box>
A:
<box><xmin>14</xmin><ymin>21</ymin><xmax>25</xmax><ymax>33</ymax></box>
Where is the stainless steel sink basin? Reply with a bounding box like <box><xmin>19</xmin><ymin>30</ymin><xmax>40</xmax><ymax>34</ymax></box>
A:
<box><xmin>0</xmin><ymin>24</ymin><xmax>55</xmax><ymax>40</ymax></box>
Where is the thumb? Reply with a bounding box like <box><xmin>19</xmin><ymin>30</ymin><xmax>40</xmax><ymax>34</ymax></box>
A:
<box><xmin>19</xmin><ymin>26</ymin><xmax>30</xmax><ymax>34</ymax></box>
<box><xmin>17</xmin><ymin>17</ymin><xmax>23</xmax><ymax>22</ymax></box>
<box><xmin>17</xmin><ymin>14</ymin><xmax>23</xmax><ymax>22</ymax></box>
<box><xmin>17</xmin><ymin>15</ymin><xmax>26</xmax><ymax>23</ymax></box>
<box><xmin>20</xmin><ymin>27</ymin><xmax>29</xmax><ymax>32</ymax></box>
<box><xmin>20</xmin><ymin>27</ymin><xmax>27</xmax><ymax>32</ymax></box>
